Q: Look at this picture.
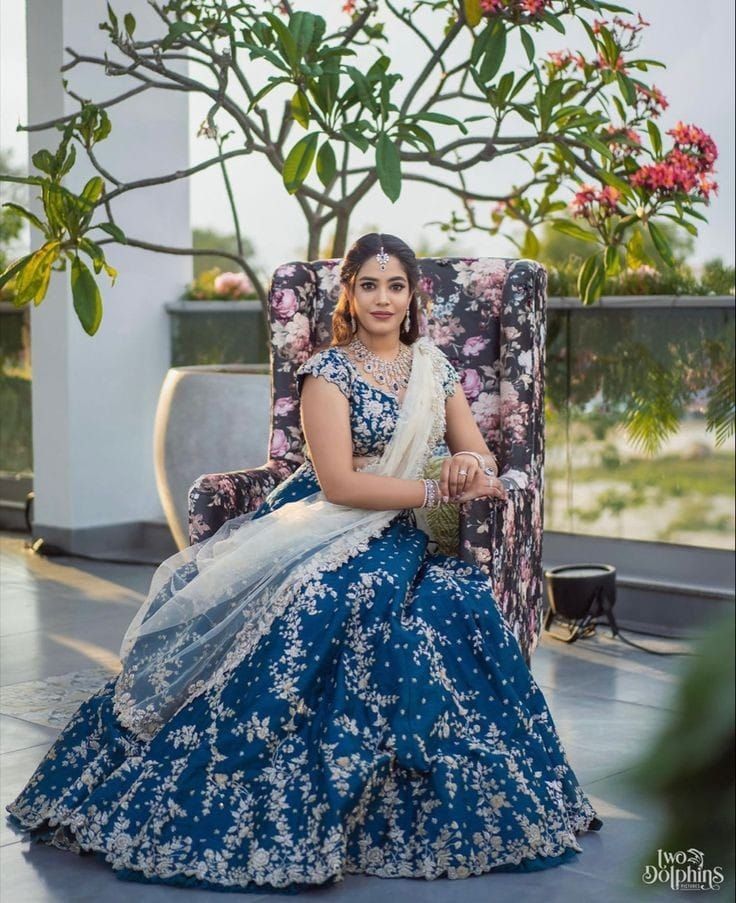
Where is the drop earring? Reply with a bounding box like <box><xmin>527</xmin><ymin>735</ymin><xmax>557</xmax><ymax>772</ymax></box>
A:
<box><xmin>403</xmin><ymin>305</ymin><xmax>411</xmax><ymax>332</ymax></box>
<box><xmin>349</xmin><ymin>310</ymin><xmax>356</xmax><ymax>333</ymax></box>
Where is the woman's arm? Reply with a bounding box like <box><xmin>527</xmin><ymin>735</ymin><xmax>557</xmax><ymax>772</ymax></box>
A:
<box><xmin>442</xmin><ymin>385</ymin><xmax>506</xmax><ymax>503</ymax></box>
<box><xmin>299</xmin><ymin>374</ymin><xmax>427</xmax><ymax>510</ymax></box>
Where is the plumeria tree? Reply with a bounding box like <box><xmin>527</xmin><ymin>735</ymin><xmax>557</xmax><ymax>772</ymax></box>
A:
<box><xmin>0</xmin><ymin>0</ymin><xmax>719</xmax><ymax>335</ymax></box>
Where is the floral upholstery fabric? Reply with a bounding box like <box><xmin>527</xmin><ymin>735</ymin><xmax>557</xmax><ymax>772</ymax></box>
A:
<box><xmin>188</xmin><ymin>257</ymin><xmax>547</xmax><ymax>663</ymax></box>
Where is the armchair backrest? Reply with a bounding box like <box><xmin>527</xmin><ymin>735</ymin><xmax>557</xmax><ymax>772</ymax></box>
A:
<box><xmin>266</xmin><ymin>257</ymin><xmax>547</xmax><ymax>491</ymax></box>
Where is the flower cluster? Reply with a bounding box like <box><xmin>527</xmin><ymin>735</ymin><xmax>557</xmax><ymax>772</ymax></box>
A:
<box><xmin>604</xmin><ymin>125</ymin><xmax>642</xmax><ymax>161</ymax></box>
<box><xmin>213</xmin><ymin>271</ymin><xmax>255</xmax><ymax>298</ymax></box>
<box><xmin>634</xmin><ymin>83</ymin><xmax>669</xmax><ymax>118</ymax></box>
<box><xmin>480</xmin><ymin>0</ymin><xmax>552</xmax><ymax>15</ymax></box>
<box><xmin>184</xmin><ymin>267</ymin><xmax>256</xmax><ymax>301</ymax></box>
<box><xmin>569</xmin><ymin>184</ymin><xmax>621</xmax><ymax>222</ymax></box>
<box><xmin>631</xmin><ymin>122</ymin><xmax>719</xmax><ymax>203</ymax></box>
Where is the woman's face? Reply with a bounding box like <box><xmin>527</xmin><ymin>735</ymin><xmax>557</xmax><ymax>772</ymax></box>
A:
<box><xmin>350</xmin><ymin>254</ymin><xmax>412</xmax><ymax>341</ymax></box>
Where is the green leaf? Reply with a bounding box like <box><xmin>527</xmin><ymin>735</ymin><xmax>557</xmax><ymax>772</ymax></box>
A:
<box><xmin>376</xmin><ymin>133</ymin><xmax>401</xmax><ymax>202</ymax></box>
<box><xmin>290</xmin><ymin>11</ymin><xmax>322</xmax><ymax>59</ymax></box>
<box><xmin>247</xmin><ymin>76</ymin><xmax>290</xmax><ymax>111</ymax></box>
<box><xmin>31</xmin><ymin>149</ymin><xmax>56</xmax><ymax>177</ymax></box>
<box><xmin>1</xmin><ymin>202</ymin><xmax>48</xmax><ymax>236</ymax></box>
<box><xmin>316</xmin><ymin>141</ymin><xmax>336</xmax><ymax>187</ymax></box>
<box><xmin>123</xmin><ymin>12</ymin><xmax>135</xmax><ymax>37</ymax></box>
<box><xmin>521</xmin><ymin>229</ymin><xmax>539</xmax><ymax>258</ymax></box>
<box><xmin>595</xmin><ymin>167</ymin><xmax>631</xmax><ymax>195</ymax></box>
<box><xmin>58</xmin><ymin>143</ymin><xmax>77</xmax><ymax>178</ymax></box>
<box><xmin>551</xmin><ymin>220</ymin><xmax>599</xmax><ymax>243</ymax></box>
<box><xmin>290</xmin><ymin>89</ymin><xmax>310</xmax><ymax>128</ymax></box>
<box><xmin>577</xmin><ymin>134</ymin><xmax>614</xmax><ymax>161</ymax></box>
<box><xmin>106</xmin><ymin>2</ymin><xmax>118</xmax><ymax>33</ymax></box>
<box><xmin>14</xmin><ymin>241</ymin><xmax>60</xmax><ymax>306</ymax></box>
<box><xmin>339</xmin><ymin>124</ymin><xmax>370</xmax><ymax>153</ymax></box>
<box><xmin>540</xmin><ymin>9</ymin><xmax>565</xmax><ymax>34</ymax></box>
<box><xmin>616</xmin><ymin>71</ymin><xmax>636</xmax><ymax>105</ymax></box>
<box><xmin>262</xmin><ymin>11</ymin><xmax>298</xmax><ymax>68</ymax></box>
<box><xmin>96</xmin><ymin>221</ymin><xmax>127</xmax><ymax>243</ymax></box>
<box><xmin>0</xmin><ymin>252</ymin><xmax>35</xmax><ymax>292</ymax></box>
<box><xmin>479</xmin><ymin>22</ymin><xmax>506</xmax><ymax>84</ymax></box>
<box><xmin>648</xmin><ymin>220</ymin><xmax>676</xmax><ymax>268</ymax></box>
<box><xmin>519</xmin><ymin>27</ymin><xmax>535</xmax><ymax>64</ymax></box>
<box><xmin>577</xmin><ymin>251</ymin><xmax>606</xmax><ymax>304</ymax></box>
<box><xmin>407</xmin><ymin>111</ymin><xmax>468</xmax><ymax>135</ymax></box>
<box><xmin>71</xmin><ymin>255</ymin><xmax>103</xmax><ymax>335</ymax></box>
<box><xmin>345</xmin><ymin>66</ymin><xmax>378</xmax><ymax>114</ymax></box>
<box><xmin>282</xmin><ymin>132</ymin><xmax>319</xmax><ymax>194</ymax></box>
<box><xmin>646</xmin><ymin>119</ymin><xmax>662</xmax><ymax>156</ymax></box>
<box><xmin>464</xmin><ymin>0</ymin><xmax>482</xmax><ymax>28</ymax></box>
<box><xmin>604</xmin><ymin>243</ymin><xmax>621</xmax><ymax>276</ymax></box>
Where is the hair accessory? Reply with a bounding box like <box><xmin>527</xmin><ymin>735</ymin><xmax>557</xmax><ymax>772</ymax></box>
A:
<box><xmin>376</xmin><ymin>246</ymin><xmax>390</xmax><ymax>270</ymax></box>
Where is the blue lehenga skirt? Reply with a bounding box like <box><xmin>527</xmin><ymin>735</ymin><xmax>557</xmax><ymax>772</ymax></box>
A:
<box><xmin>6</xmin><ymin>464</ymin><xmax>601</xmax><ymax>892</ymax></box>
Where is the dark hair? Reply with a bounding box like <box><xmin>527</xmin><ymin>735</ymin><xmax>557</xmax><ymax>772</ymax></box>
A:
<box><xmin>330</xmin><ymin>232</ymin><xmax>422</xmax><ymax>346</ymax></box>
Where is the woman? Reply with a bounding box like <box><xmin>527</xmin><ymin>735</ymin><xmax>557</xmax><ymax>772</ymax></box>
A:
<box><xmin>6</xmin><ymin>233</ymin><xmax>602</xmax><ymax>892</ymax></box>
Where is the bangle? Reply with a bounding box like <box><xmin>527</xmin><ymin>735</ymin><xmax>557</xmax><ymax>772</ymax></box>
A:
<box><xmin>421</xmin><ymin>478</ymin><xmax>441</xmax><ymax>508</ymax></box>
<box><xmin>451</xmin><ymin>450</ymin><xmax>498</xmax><ymax>476</ymax></box>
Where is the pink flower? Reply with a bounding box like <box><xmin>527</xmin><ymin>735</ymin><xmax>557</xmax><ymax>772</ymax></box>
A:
<box><xmin>270</xmin><ymin>429</ymin><xmax>289</xmax><ymax>459</ymax></box>
<box><xmin>273</xmin><ymin>396</ymin><xmax>296</xmax><ymax>416</ymax></box>
<box><xmin>272</xmin><ymin>288</ymin><xmax>298</xmax><ymax>321</ymax></box>
<box><xmin>463</xmin><ymin>335</ymin><xmax>490</xmax><ymax>357</ymax></box>
<box><xmin>213</xmin><ymin>271</ymin><xmax>254</xmax><ymax>298</ymax></box>
<box><xmin>470</xmin><ymin>392</ymin><xmax>500</xmax><ymax>433</ymax></box>
<box><xmin>569</xmin><ymin>183</ymin><xmax>621</xmax><ymax>221</ymax></box>
<box><xmin>461</xmin><ymin>369</ymin><xmax>482</xmax><ymax>401</ymax></box>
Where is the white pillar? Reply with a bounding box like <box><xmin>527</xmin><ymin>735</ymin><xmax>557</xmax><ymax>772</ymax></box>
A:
<box><xmin>26</xmin><ymin>0</ymin><xmax>190</xmax><ymax>554</ymax></box>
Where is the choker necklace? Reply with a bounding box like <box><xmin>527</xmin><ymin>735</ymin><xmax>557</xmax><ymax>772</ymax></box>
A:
<box><xmin>347</xmin><ymin>337</ymin><xmax>412</xmax><ymax>394</ymax></box>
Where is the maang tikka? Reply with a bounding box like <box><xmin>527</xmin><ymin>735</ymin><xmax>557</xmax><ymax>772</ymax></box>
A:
<box><xmin>375</xmin><ymin>246</ymin><xmax>389</xmax><ymax>270</ymax></box>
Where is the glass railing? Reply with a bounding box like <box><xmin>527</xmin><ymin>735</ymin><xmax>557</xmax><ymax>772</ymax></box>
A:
<box><xmin>545</xmin><ymin>297</ymin><xmax>734</xmax><ymax>550</ymax></box>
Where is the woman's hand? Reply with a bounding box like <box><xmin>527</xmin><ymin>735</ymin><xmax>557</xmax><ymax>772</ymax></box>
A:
<box><xmin>455</xmin><ymin>469</ymin><xmax>507</xmax><ymax>504</ymax></box>
<box><xmin>439</xmin><ymin>453</ymin><xmax>507</xmax><ymax>504</ymax></box>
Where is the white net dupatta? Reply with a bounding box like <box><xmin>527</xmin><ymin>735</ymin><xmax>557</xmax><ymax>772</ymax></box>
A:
<box><xmin>112</xmin><ymin>337</ymin><xmax>447</xmax><ymax>742</ymax></box>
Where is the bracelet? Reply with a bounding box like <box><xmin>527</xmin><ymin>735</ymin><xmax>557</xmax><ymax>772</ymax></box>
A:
<box><xmin>451</xmin><ymin>450</ymin><xmax>498</xmax><ymax>476</ymax></box>
<box><xmin>421</xmin><ymin>478</ymin><xmax>441</xmax><ymax>508</ymax></box>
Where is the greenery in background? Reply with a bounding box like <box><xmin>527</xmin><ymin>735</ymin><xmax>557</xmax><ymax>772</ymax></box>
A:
<box><xmin>191</xmin><ymin>227</ymin><xmax>258</xmax><ymax>278</ymax></box>
<box><xmin>0</xmin><ymin>0</ymin><xmax>721</xmax><ymax>334</ymax></box>
<box><xmin>0</xmin><ymin>149</ymin><xmax>26</xmax><ymax>286</ymax></box>
<box><xmin>545</xmin><ymin>409</ymin><xmax>735</xmax><ymax>547</ymax></box>
<box><xmin>534</xmin><ymin>219</ymin><xmax>735</xmax><ymax>296</ymax></box>
<box><xmin>546</xmin><ymin>305</ymin><xmax>734</xmax><ymax>453</ymax></box>
<box><xmin>627</xmin><ymin>610</ymin><xmax>735</xmax><ymax>894</ymax></box>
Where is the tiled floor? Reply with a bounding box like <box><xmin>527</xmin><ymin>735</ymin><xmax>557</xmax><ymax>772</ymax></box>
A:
<box><xmin>0</xmin><ymin>531</ymin><xmax>702</xmax><ymax>901</ymax></box>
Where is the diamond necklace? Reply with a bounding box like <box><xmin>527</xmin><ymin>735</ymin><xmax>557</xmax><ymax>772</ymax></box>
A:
<box><xmin>347</xmin><ymin>337</ymin><xmax>413</xmax><ymax>394</ymax></box>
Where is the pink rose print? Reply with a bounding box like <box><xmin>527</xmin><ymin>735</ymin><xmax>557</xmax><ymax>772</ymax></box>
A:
<box><xmin>270</xmin><ymin>429</ymin><xmax>289</xmax><ymax>458</ymax></box>
<box><xmin>462</xmin><ymin>335</ymin><xmax>489</xmax><ymax>357</ymax></box>
<box><xmin>272</xmin><ymin>288</ymin><xmax>298</xmax><ymax>321</ymax></box>
<box><xmin>273</xmin><ymin>396</ymin><xmax>296</xmax><ymax>416</ymax></box>
<box><xmin>470</xmin><ymin>392</ymin><xmax>500</xmax><ymax>433</ymax></box>
<box><xmin>460</xmin><ymin>369</ymin><xmax>482</xmax><ymax>401</ymax></box>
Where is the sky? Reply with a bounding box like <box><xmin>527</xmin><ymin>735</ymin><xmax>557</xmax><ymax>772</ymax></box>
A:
<box><xmin>1</xmin><ymin>0</ymin><xmax>734</xmax><ymax>280</ymax></box>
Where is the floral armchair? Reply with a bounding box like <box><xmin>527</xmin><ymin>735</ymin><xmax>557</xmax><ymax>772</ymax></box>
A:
<box><xmin>188</xmin><ymin>257</ymin><xmax>547</xmax><ymax>665</ymax></box>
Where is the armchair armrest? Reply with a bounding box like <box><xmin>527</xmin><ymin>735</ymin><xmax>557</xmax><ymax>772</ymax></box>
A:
<box><xmin>187</xmin><ymin>460</ymin><xmax>292</xmax><ymax>545</ymax></box>
<box><xmin>458</xmin><ymin>474</ymin><xmax>543</xmax><ymax>668</ymax></box>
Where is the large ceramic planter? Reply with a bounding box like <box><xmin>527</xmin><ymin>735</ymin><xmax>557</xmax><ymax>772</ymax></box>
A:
<box><xmin>166</xmin><ymin>300</ymin><xmax>269</xmax><ymax>366</ymax></box>
<box><xmin>153</xmin><ymin>364</ymin><xmax>271</xmax><ymax>550</ymax></box>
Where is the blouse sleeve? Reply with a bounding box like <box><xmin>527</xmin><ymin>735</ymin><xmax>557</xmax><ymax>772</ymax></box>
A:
<box><xmin>296</xmin><ymin>349</ymin><xmax>353</xmax><ymax>401</ymax></box>
<box><xmin>440</xmin><ymin>353</ymin><xmax>461</xmax><ymax>399</ymax></box>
